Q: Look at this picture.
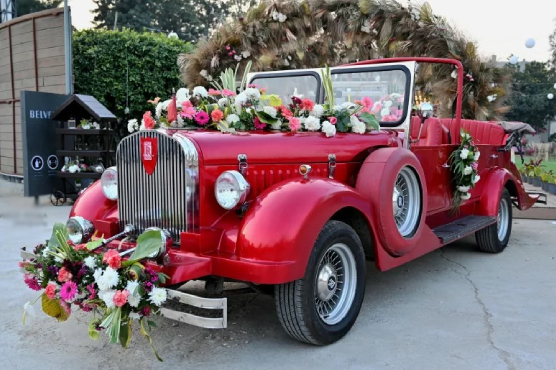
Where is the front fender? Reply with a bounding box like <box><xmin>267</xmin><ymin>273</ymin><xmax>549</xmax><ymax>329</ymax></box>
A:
<box><xmin>476</xmin><ymin>168</ymin><xmax>535</xmax><ymax>216</ymax></box>
<box><xmin>70</xmin><ymin>181</ymin><xmax>118</xmax><ymax>235</ymax></box>
<box><xmin>236</xmin><ymin>178</ymin><xmax>373</xmax><ymax>282</ymax></box>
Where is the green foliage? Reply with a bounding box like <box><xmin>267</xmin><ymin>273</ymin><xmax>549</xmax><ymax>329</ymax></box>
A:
<box><xmin>16</xmin><ymin>0</ymin><xmax>62</xmax><ymax>16</ymax></box>
<box><xmin>125</xmin><ymin>229</ymin><xmax>164</xmax><ymax>264</ymax></box>
<box><xmin>42</xmin><ymin>295</ymin><xmax>69</xmax><ymax>322</ymax></box>
<box><xmin>73</xmin><ymin>29</ymin><xmax>193</xmax><ymax>128</ymax></box>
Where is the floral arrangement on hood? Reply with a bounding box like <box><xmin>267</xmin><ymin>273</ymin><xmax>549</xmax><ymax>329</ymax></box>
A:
<box><xmin>127</xmin><ymin>63</ymin><xmax>380</xmax><ymax>137</ymax></box>
<box><xmin>370</xmin><ymin>93</ymin><xmax>404</xmax><ymax>122</ymax></box>
<box><xmin>20</xmin><ymin>225</ymin><xmax>169</xmax><ymax>361</ymax></box>
<box><xmin>449</xmin><ymin>130</ymin><xmax>481</xmax><ymax>209</ymax></box>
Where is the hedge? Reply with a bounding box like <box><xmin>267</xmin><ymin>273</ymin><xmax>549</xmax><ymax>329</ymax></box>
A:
<box><xmin>73</xmin><ymin>29</ymin><xmax>193</xmax><ymax>125</ymax></box>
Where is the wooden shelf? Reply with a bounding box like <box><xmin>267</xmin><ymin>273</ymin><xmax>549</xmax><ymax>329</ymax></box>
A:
<box><xmin>57</xmin><ymin>150</ymin><xmax>113</xmax><ymax>157</ymax></box>
<box><xmin>56</xmin><ymin>128</ymin><xmax>112</xmax><ymax>135</ymax></box>
<box><xmin>57</xmin><ymin>171</ymin><xmax>102</xmax><ymax>179</ymax></box>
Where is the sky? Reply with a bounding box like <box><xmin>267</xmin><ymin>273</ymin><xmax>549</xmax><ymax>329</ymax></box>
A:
<box><xmin>69</xmin><ymin>0</ymin><xmax>556</xmax><ymax>63</ymax></box>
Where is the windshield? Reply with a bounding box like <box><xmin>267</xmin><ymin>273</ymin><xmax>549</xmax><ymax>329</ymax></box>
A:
<box><xmin>331</xmin><ymin>68</ymin><xmax>408</xmax><ymax>124</ymax></box>
<box><xmin>249</xmin><ymin>74</ymin><xmax>319</xmax><ymax>103</ymax></box>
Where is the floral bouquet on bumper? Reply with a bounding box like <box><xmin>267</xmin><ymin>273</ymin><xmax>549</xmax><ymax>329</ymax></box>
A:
<box><xmin>449</xmin><ymin>130</ymin><xmax>481</xmax><ymax>209</ymax></box>
<box><xmin>20</xmin><ymin>224</ymin><xmax>168</xmax><ymax>361</ymax></box>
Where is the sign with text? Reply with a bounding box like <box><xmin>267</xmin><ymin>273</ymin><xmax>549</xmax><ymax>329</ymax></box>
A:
<box><xmin>21</xmin><ymin>91</ymin><xmax>68</xmax><ymax>197</ymax></box>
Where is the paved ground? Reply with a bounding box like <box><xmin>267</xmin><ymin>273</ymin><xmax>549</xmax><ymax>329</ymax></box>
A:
<box><xmin>1</xmin><ymin>180</ymin><xmax>556</xmax><ymax>370</ymax></box>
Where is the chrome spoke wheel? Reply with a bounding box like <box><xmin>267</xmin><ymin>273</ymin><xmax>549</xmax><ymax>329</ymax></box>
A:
<box><xmin>315</xmin><ymin>243</ymin><xmax>357</xmax><ymax>325</ymax></box>
<box><xmin>393</xmin><ymin>167</ymin><xmax>421</xmax><ymax>237</ymax></box>
<box><xmin>497</xmin><ymin>198</ymin><xmax>509</xmax><ymax>241</ymax></box>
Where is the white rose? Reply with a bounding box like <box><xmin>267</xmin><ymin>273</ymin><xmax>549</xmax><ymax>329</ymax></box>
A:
<box><xmin>458</xmin><ymin>186</ymin><xmax>470</xmax><ymax>193</ymax></box>
<box><xmin>350</xmin><ymin>116</ymin><xmax>366</xmax><ymax>134</ymax></box>
<box><xmin>473</xmin><ymin>175</ymin><xmax>481</xmax><ymax>184</ymax></box>
<box><xmin>460</xmin><ymin>192</ymin><xmax>471</xmax><ymax>200</ymax></box>
<box><xmin>263</xmin><ymin>106</ymin><xmax>277</xmax><ymax>118</ymax></box>
<box><xmin>304</xmin><ymin>116</ymin><xmax>321</xmax><ymax>131</ymax></box>
<box><xmin>193</xmin><ymin>86</ymin><xmax>208</xmax><ymax>98</ymax></box>
<box><xmin>176</xmin><ymin>88</ymin><xmax>190</xmax><ymax>105</ymax></box>
<box><xmin>244</xmin><ymin>88</ymin><xmax>260</xmax><ymax>100</ymax></box>
<box><xmin>226</xmin><ymin>114</ymin><xmax>240</xmax><ymax>124</ymax></box>
<box><xmin>321</xmin><ymin>121</ymin><xmax>336</xmax><ymax>137</ymax></box>
<box><xmin>127</xmin><ymin>119</ymin><xmax>138</xmax><ymax>133</ymax></box>
<box><xmin>460</xmin><ymin>148</ymin><xmax>470</xmax><ymax>159</ymax></box>
<box><xmin>271</xmin><ymin>120</ymin><xmax>282</xmax><ymax>130</ymax></box>
<box><xmin>380</xmin><ymin>108</ymin><xmax>390</xmax><ymax>117</ymax></box>
<box><xmin>463</xmin><ymin>166</ymin><xmax>472</xmax><ymax>175</ymax></box>
<box><xmin>311</xmin><ymin>104</ymin><xmax>325</xmax><ymax>118</ymax></box>
<box><xmin>474</xmin><ymin>151</ymin><xmax>480</xmax><ymax>161</ymax></box>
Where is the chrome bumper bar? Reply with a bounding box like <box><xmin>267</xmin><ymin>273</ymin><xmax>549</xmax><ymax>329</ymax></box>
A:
<box><xmin>20</xmin><ymin>247</ymin><xmax>227</xmax><ymax>329</ymax></box>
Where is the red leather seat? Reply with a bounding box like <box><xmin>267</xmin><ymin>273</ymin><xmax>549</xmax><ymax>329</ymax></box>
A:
<box><xmin>410</xmin><ymin>116</ymin><xmax>446</xmax><ymax>146</ymax></box>
<box><xmin>441</xmin><ymin>119</ymin><xmax>506</xmax><ymax>145</ymax></box>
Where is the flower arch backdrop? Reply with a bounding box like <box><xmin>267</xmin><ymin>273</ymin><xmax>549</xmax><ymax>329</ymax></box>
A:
<box><xmin>179</xmin><ymin>0</ymin><xmax>512</xmax><ymax>121</ymax></box>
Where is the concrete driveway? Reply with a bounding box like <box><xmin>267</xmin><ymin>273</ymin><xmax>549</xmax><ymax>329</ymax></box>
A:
<box><xmin>1</xmin><ymin>180</ymin><xmax>556</xmax><ymax>370</ymax></box>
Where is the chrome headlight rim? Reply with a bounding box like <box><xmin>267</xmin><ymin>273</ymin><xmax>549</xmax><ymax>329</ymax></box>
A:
<box><xmin>100</xmin><ymin>166</ymin><xmax>118</xmax><ymax>200</ymax></box>
<box><xmin>66</xmin><ymin>216</ymin><xmax>95</xmax><ymax>244</ymax></box>
<box><xmin>214</xmin><ymin>170</ymin><xmax>250</xmax><ymax>210</ymax></box>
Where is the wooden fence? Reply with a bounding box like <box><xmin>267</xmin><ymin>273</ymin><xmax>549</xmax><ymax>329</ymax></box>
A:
<box><xmin>0</xmin><ymin>8</ymin><xmax>69</xmax><ymax>176</ymax></box>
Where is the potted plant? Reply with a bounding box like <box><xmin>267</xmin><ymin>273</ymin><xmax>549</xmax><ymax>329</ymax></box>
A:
<box><xmin>549</xmin><ymin>176</ymin><xmax>556</xmax><ymax>195</ymax></box>
<box><xmin>532</xmin><ymin>166</ymin><xmax>542</xmax><ymax>187</ymax></box>
<box><xmin>521</xmin><ymin>169</ymin><xmax>529</xmax><ymax>183</ymax></box>
<box><xmin>541</xmin><ymin>171</ymin><xmax>549</xmax><ymax>191</ymax></box>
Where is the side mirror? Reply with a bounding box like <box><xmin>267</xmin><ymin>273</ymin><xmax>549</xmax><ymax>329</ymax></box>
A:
<box><xmin>419</xmin><ymin>102</ymin><xmax>434</xmax><ymax>120</ymax></box>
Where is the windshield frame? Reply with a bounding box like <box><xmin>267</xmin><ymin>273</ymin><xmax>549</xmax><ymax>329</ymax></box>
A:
<box><xmin>249</xmin><ymin>70</ymin><xmax>322</xmax><ymax>103</ymax></box>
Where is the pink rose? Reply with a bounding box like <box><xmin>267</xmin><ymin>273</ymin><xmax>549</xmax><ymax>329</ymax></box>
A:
<box><xmin>113</xmin><ymin>290</ymin><xmax>130</xmax><ymax>308</ymax></box>
<box><xmin>300</xmin><ymin>99</ymin><xmax>315</xmax><ymax>111</ymax></box>
<box><xmin>211</xmin><ymin>109</ymin><xmax>224</xmax><ymax>122</ymax></box>
<box><xmin>328</xmin><ymin>117</ymin><xmax>337</xmax><ymax>125</ymax></box>
<box><xmin>288</xmin><ymin>117</ymin><xmax>301</xmax><ymax>132</ymax></box>
<box><xmin>143</xmin><ymin>111</ymin><xmax>155</xmax><ymax>130</ymax></box>
<box><xmin>102</xmin><ymin>250</ymin><xmax>122</xmax><ymax>269</ymax></box>
<box><xmin>45</xmin><ymin>283</ymin><xmax>57</xmax><ymax>300</ymax></box>
<box><xmin>57</xmin><ymin>267</ymin><xmax>73</xmax><ymax>283</ymax></box>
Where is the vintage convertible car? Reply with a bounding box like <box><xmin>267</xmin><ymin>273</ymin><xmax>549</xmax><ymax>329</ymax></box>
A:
<box><xmin>40</xmin><ymin>58</ymin><xmax>538</xmax><ymax>345</ymax></box>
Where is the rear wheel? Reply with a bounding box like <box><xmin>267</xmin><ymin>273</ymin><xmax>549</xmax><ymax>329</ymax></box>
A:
<box><xmin>274</xmin><ymin>220</ymin><xmax>366</xmax><ymax>345</ymax></box>
<box><xmin>476</xmin><ymin>188</ymin><xmax>512</xmax><ymax>253</ymax></box>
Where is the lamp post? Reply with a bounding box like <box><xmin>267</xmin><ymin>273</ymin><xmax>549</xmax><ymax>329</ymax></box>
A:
<box><xmin>64</xmin><ymin>0</ymin><xmax>73</xmax><ymax>94</ymax></box>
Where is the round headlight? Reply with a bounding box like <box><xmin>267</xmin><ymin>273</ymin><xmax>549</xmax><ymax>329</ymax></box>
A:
<box><xmin>144</xmin><ymin>227</ymin><xmax>170</xmax><ymax>258</ymax></box>
<box><xmin>66</xmin><ymin>216</ymin><xmax>95</xmax><ymax>244</ymax></box>
<box><xmin>100</xmin><ymin>167</ymin><xmax>118</xmax><ymax>200</ymax></box>
<box><xmin>214</xmin><ymin>170</ymin><xmax>250</xmax><ymax>210</ymax></box>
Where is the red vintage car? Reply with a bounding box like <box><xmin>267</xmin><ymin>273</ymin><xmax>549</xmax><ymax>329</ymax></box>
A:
<box><xmin>61</xmin><ymin>58</ymin><xmax>538</xmax><ymax>345</ymax></box>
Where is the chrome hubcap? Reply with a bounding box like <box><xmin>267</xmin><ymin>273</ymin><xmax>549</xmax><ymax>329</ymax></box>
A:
<box><xmin>497</xmin><ymin>198</ymin><xmax>509</xmax><ymax>241</ymax></box>
<box><xmin>315</xmin><ymin>243</ymin><xmax>357</xmax><ymax>325</ymax></box>
<box><xmin>393</xmin><ymin>167</ymin><xmax>421</xmax><ymax>237</ymax></box>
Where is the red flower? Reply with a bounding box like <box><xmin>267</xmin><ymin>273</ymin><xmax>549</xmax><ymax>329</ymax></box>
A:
<box><xmin>140</xmin><ymin>306</ymin><xmax>152</xmax><ymax>317</ymax></box>
<box><xmin>300</xmin><ymin>98</ymin><xmax>315</xmax><ymax>111</ymax></box>
<box><xmin>211</xmin><ymin>109</ymin><xmax>224</xmax><ymax>122</ymax></box>
<box><xmin>57</xmin><ymin>267</ymin><xmax>73</xmax><ymax>283</ymax></box>
<box><xmin>102</xmin><ymin>249</ymin><xmax>122</xmax><ymax>269</ymax></box>
<box><xmin>143</xmin><ymin>111</ymin><xmax>156</xmax><ymax>129</ymax></box>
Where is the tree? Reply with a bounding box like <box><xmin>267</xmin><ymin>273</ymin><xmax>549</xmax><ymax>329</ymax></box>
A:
<box><xmin>505</xmin><ymin>62</ymin><xmax>556</xmax><ymax>131</ymax></box>
<box><xmin>16</xmin><ymin>0</ymin><xmax>62</xmax><ymax>16</ymax></box>
<box><xmin>550</xmin><ymin>18</ymin><xmax>556</xmax><ymax>70</ymax></box>
<box><xmin>91</xmin><ymin>0</ymin><xmax>230</xmax><ymax>42</ymax></box>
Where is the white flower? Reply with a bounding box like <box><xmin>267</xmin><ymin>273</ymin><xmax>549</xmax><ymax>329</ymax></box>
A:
<box><xmin>271</xmin><ymin>120</ymin><xmax>282</xmax><ymax>130</ymax></box>
<box><xmin>458</xmin><ymin>186</ymin><xmax>470</xmax><ymax>193</ymax></box>
<box><xmin>235</xmin><ymin>92</ymin><xmax>248</xmax><ymax>110</ymax></box>
<box><xmin>200</xmin><ymin>69</ymin><xmax>208</xmax><ymax>78</ymax></box>
<box><xmin>218</xmin><ymin>98</ymin><xmax>228</xmax><ymax>107</ymax></box>
<box><xmin>384</xmin><ymin>100</ymin><xmax>393</xmax><ymax>108</ymax></box>
<box><xmin>148</xmin><ymin>287</ymin><xmax>167</xmax><ymax>306</ymax></box>
<box><xmin>84</xmin><ymin>256</ymin><xmax>96</xmax><ymax>270</ymax></box>
<box><xmin>176</xmin><ymin>88</ymin><xmax>190</xmax><ymax>105</ymax></box>
<box><xmin>170</xmin><ymin>121</ymin><xmax>178</xmax><ymax>128</ymax></box>
<box><xmin>304</xmin><ymin>116</ymin><xmax>321</xmax><ymax>131</ymax></box>
<box><xmin>82</xmin><ymin>123</ymin><xmax>90</xmax><ymax>129</ymax></box>
<box><xmin>42</xmin><ymin>246</ymin><xmax>50</xmax><ymax>258</ymax></box>
<box><xmin>460</xmin><ymin>148</ymin><xmax>470</xmax><ymax>159</ymax></box>
<box><xmin>54</xmin><ymin>256</ymin><xmax>63</xmax><ymax>263</ymax></box>
<box><xmin>242</xmin><ymin>51</ymin><xmax>251</xmax><ymax>58</ymax></box>
<box><xmin>321</xmin><ymin>121</ymin><xmax>336</xmax><ymax>137</ymax></box>
<box><xmin>127</xmin><ymin>118</ymin><xmax>138</xmax><ymax>133</ymax></box>
<box><xmin>125</xmin><ymin>281</ymin><xmax>139</xmax><ymax>295</ymax></box>
<box><xmin>234</xmin><ymin>55</ymin><xmax>242</xmax><ymax>61</ymax></box>
<box><xmin>68</xmin><ymin>165</ymin><xmax>80</xmax><ymax>173</ymax></box>
<box><xmin>292</xmin><ymin>88</ymin><xmax>304</xmax><ymax>99</ymax></box>
<box><xmin>176</xmin><ymin>115</ymin><xmax>185</xmax><ymax>128</ymax></box>
<box><xmin>93</xmin><ymin>268</ymin><xmax>103</xmax><ymax>283</ymax></box>
<box><xmin>193</xmin><ymin>86</ymin><xmax>208</xmax><ymax>98</ymax></box>
<box><xmin>97</xmin><ymin>267</ymin><xmax>119</xmax><ymax>291</ymax></box>
<box><xmin>226</xmin><ymin>114</ymin><xmax>240</xmax><ymax>124</ymax></box>
<box><xmin>155</xmin><ymin>103</ymin><xmax>163</xmax><ymax>119</ymax></box>
<box><xmin>451</xmin><ymin>70</ymin><xmax>458</xmax><ymax>79</ymax></box>
<box><xmin>380</xmin><ymin>108</ymin><xmax>390</xmax><ymax>117</ymax></box>
<box><xmin>460</xmin><ymin>192</ymin><xmax>471</xmax><ymax>200</ymax></box>
<box><xmin>390</xmin><ymin>93</ymin><xmax>402</xmax><ymax>99</ymax></box>
<box><xmin>244</xmin><ymin>88</ymin><xmax>261</xmax><ymax>100</ymax></box>
<box><xmin>263</xmin><ymin>106</ymin><xmax>277</xmax><ymax>118</ymax></box>
<box><xmin>473</xmin><ymin>175</ymin><xmax>481</xmax><ymax>184</ymax></box>
<box><xmin>463</xmin><ymin>166</ymin><xmax>473</xmax><ymax>175</ymax></box>
<box><xmin>167</xmin><ymin>31</ymin><xmax>178</xmax><ymax>39</ymax></box>
<box><xmin>271</xmin><ymin>10</ymin><xmax>287</xmax><ymax>22</ymax></box>
<box><xmin>24</xmin><ymin>301</ymin><xmax>36</xmax><ymax>318</ymax></box>
<box><xmin>474</xmin><ymin>151</ymin><xmax>480</xmax><ymax>161</ymax></box>
<box><xmin>99</xmin><ymin>290</ymin><xmax>116</xmax><ymax>309</ymax></box>
<box><xmin>92</xmin><ymin>122</ymin><xmax>100</xmax><ymax>129</ymax></box>
<box><xmin>350</xmin><ymin>116</ymin><xmax>366</xmax><ymax>134</ymax></box>
<box><xmin>311</xmin><ymin>104</ymin><xmax>325</xmax><ymax>118</ymax></box>
<box><xmin>129</xmin><ymin>312</ymin><xmax>141</xmax><ymax>320</ymax></box>
<box><xmin>127</xmin><ymin>294</ymin><xmax>141</xmax><ymax>308</ymax></box>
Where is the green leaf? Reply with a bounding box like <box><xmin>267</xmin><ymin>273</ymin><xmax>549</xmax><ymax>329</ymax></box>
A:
<box><xmin>119</xmin><ymin>319</ymin><xmax>132</xmax><ymax>349</ymax></box>
<box><xmin>88</xmin><ymin>319</ymin><xmax>100</xmax><ymax>340</ymax></box>
<box><xmin>358</xmin><ymin>112</ymin><xmax>379</xmax><ymax>130</ymax></box>
<box><xmin>147</xmin><ymin>320</ymin><xmax>158</xmax><ymax>328</ymax></box>
<box><xmin>126</xmin><ymin>229</ymin><xmax>163</xmax><ymax>264</ymax></box>
<box><xmin>42</xmin><ymin>295</ymin><xmax>70</xmax><ymax>322</ymax></box>
<box><xmin>48</xmin><ymin>223</ymin><xmax>68</xmax><ymax>249</ymax></box>
<box><xmin>254</xmin><ymin>111</ymin><xmax>278</xmax><ymax>124</ymax></box>
<box><xmin>140</xmin><ymin>318</ymin><xmax>164</xmax><ymax>362</ymax></box>
<box><xmin>86</xmin><ymin>238</ymin><xmax>104</xmax><ymax>251</ymax></box>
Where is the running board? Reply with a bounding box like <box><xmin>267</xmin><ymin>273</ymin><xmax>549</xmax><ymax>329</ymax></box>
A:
<box><xmin>433</xmin><ymin>216</ymin><xmax>496</xmax><ymax>245</ymax></box>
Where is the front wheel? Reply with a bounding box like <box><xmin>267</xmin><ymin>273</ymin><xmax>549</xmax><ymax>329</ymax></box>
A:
<box><xmin>476</xmin><ymin>188</ymin><xmax>513</xmax><ymax>253</ymax></box>
<box><xmin>274</xmin><ymin>220</ymin><xmax>366</xmax><ymax>345</ymax></box>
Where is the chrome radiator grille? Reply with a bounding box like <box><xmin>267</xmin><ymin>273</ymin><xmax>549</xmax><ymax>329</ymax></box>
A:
<box><xmin>117</xmin><ymin>130</ymin><xmax>199</xmax><ymax>243</ymax></box>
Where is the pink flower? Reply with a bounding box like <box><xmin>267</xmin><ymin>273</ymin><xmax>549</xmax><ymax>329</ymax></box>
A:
<box><xmin>471</xmin><ymin>162</ymin><xmax>478</xmax><ymax>170</ymax></box>
<box><xmin>211</xmin><ymin>109</ymin><xmax>224</xmax><ymax>122</ymax></box>
<box><xmin>194</xmin><ymin>111</ymin><xmax>210</xmax><ymax>125</ymax></box>
<box><xmin>208</xmin><ymin>88</ymin><xmax>221</xmax><ymax>96</ymax></box>
<box><xmin>260</xmin><ymin>87</ymin><xmax>267</xmax><ymax>94</ymax></box>
<box><xmin>140</xmin><ymin>306</ymin><xmax>152</xmax><ymax>317</ymax></box>
<box><xmin>60</xmin><ymin>281</ymin><xmax>77</xmax><ymax>302</ymax></box>
<box><xmin>372</xmin><ymin>103</ymin><xmax>383</xmax><ymax>114</ymax></box>
<box><xmin>79</xmin><ymin>303</ymin><xmax>93</xmax><ymax>312</ymax></box>
<box><xmin>45</xmin><ymin>283</ymin><xmax>57</xmax><ymax>300</ymax></box>
<box><xmin>328</xmin><ymin>117</ymin><xmax>337</xmax><ymax>125</ymax></box>
<box><xmin>73</xmin><ymin>243</ymin><xmax>88</xmax><ymax>251</ymax></box>
<box><xmin>280</xmin><ymin>105</ymin><xmax>293</xmax><ymax>117</ymax></box>
<box><xmin>24</xmin><ymin>274</ymin><xmax>41</xmax><ymax>291</ymax></box>
<box><xmin>222</xmin><ymin>89</ymin><xmax>236</xmax><ymax>97</ymax></box>
<box><xmin>60</xmin><ymin>300</ymin><xmax>71</xmax><ymax>315</ymax></box>
<box><xmin>113</xmin><ymin>290</ymin><xmax>130</xmax><ymax>307</ymax></box>
<box><xmin>356</xmin><ymin>97</ymin><xmax>374</xmax><ymax>113</ymax></box>
<box><xmin>143</xmin><ymin>111</ymin><xmax>155</xmax><ymax>130</ymax></box>
<box><xmin>247</xmin><ymin>84</ymin><xmax>259</xmax><ymax>88</ymax></box>
<box><xmin>300</xmin><ymin>99</ymin><xmax>315</xmax><ymax>111</ymax></box>
<box><xmin>288</xmin><ymin>117</ymin><xmax>301</xmax><ymax>132</ymax></box>
<box><xmin>102</xmin><ymin>250</ymin><xmax>122</xmax><ymax>269</ymax></box>
<box><xmin>58</xmin><ymin>267</ymin><xmax>73</xmax><ymax>283</ymax></box>
<box><xmin>180</xmin><ymin>100</ymin><xmax>196</xmax><ymax>119</ymax></box>
<box><xmin>254</xmin><ymin>117</ymin><xmax>266</xmax><ymax>130</ymax></box>
<box><xmin>225</xmin><ymin>45</ymin><xmax>231</xmax><ymax>50</ymax></box>
<box><xmin>390</xmin><ymin>107</ymin><xmax>399</xmax><ymax>116</ymax></box>
<box><xmin>87</xmin><ymin>284</ymin><xmax>96</xmax><ymax>299</ymax></box>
